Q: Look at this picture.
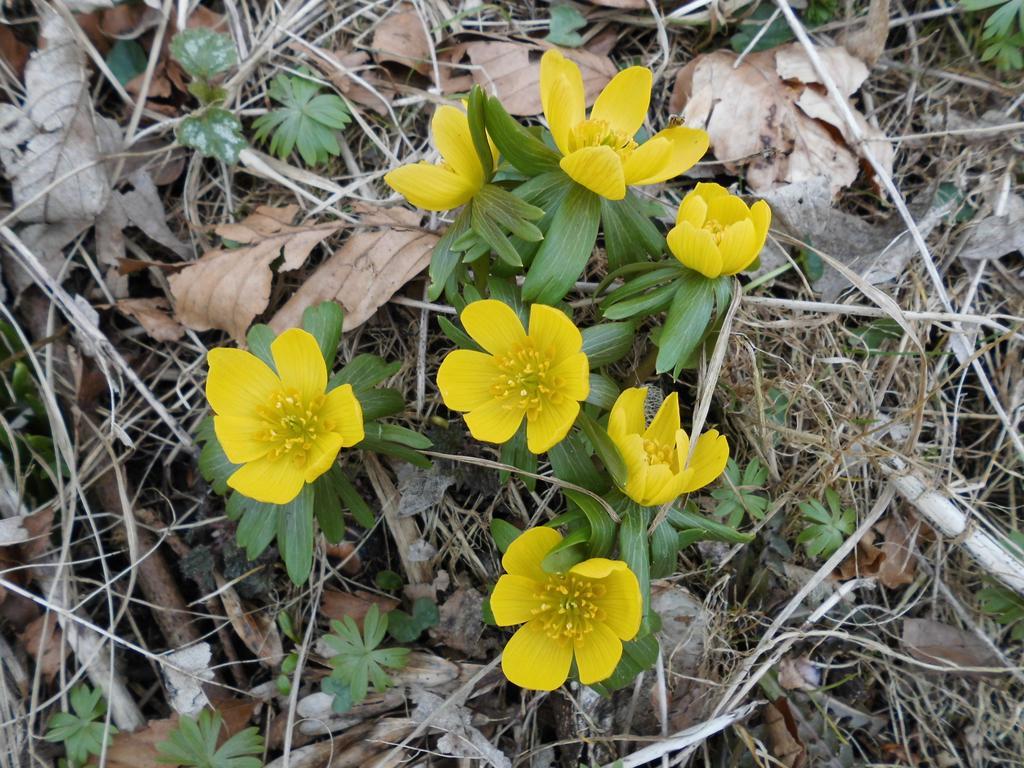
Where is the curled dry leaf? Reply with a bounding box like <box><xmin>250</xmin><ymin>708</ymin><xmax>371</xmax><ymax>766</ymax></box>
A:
<box><xmin>217</xmin><ymin>575</ymin><xmax>284</xmax><ymax>667</ymax></box>
<box><xmin>169</xmin><ymin>205</ymin><xmax>345</xmax><ymax>340</ymax></box>
<box><xmin>777</xmin><ymin>655</ymin><xmax>821</xmax><ymax>691</ymax></box>
<box><xmin>671</xmin><ymin>43</ymin><xmax>894</xmax><ymax>197</ymax></box>
<box><xmin>162</xmin><ymin>642</ymin><xmax>214</xmax><ymax>716</ymax></box>
<box><xmin>19</xmin><ymin>615</ymin><xmax>66</xmax><ymax>682</ymax></box>
<box><xmin>411</xmin><ymin>689</ymin><xmax>511</xmax><ymax>768</ymax></box>
<box><xmin>320</xmin><ymin>588</ymin><xmax>398</xmax><ymax>625</ymax></box>
<box><xmin>901</xmin><ymin>618</ymin><xmax>1002</xmax><ymax>674</ymax></box>
<box><xmin>840</xmin><ymin>0</ymin><xmax>891</xmax><ymax>66</ymax></box>
<box><xmin>429</xmin><ymin>587</ymin><xmax>490</xmax><ymax>658</ymax></box>
<box><xmin>442</xmin><ymin>42</ymin><xmax>616</xmax><ymax>116</ymax></box>
<box><xmin>370</xmin><ymin>2</ymin><xmax>432</xmax><ymax>75</ymax></box>
<box><xmin>764</xmin><ymin>698</ymin><xmax>807</xmax><ymax>768</ymax></box>
<box><xmin>306</xmin><ymin>48</ymin><xmax>397</xmax><ymax>117</ymax></box>
<box><xmin>269</xmin><ymin>206</ymin><xmax>437</xmax><ymax>334</ymax></box>
<box><xmin>115</xmin><ymin>298</ymin><xmax>185</xmax><ymax>342</ymax></box>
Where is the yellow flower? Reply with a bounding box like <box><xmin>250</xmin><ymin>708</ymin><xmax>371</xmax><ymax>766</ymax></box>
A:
<box><xmin>206</xmin><ymin>328</ymin><xmax>364</xmax><ymax>505</ymax></box>
<box><xmin>539</xmin><ymin>49</ymin><xmax>708</xmax><ymax>201</ymax></box>
<box><xmin>607</xmin><ymin>387</ymin><xmax>729</xmax><ymax>507</ymax></box>
<box><xmin>491</xmin><ymin>527</ymin><xmax>642</xmax><ymax>690</ymax></box>
<box><xmin>667</xmin><ymin>183</ymin><xmax>771</xmax><ymax>278</ymax></box>
<box><xmin>384</xmin><ymin>104</ymin><xmax>497</xmax><ymax>211</ymax></box>
<box><xmin>436</xmin><ymin>300</ymin><xmax>589</xmax><ymax>454</ymax></box>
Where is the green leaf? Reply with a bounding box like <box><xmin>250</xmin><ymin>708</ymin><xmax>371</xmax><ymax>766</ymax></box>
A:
<box><xmin>729</xmin><ymin>3</ymin><xmax>795</xmax><ymax>53</ymax></box>
<box><xmin>590</xmin><ymin>633</ymin><xmax>659</xmax><ymax>693</ymax></box>
<box><xmin>522</xmin><ymin>182</ymin><xmax>601</xmax><ymax>304</ymax></box>
<box><xmin>602</xmin><ymin>278</ymin><xmax>680</xmax><ymax>321</ymax></box>
<box><xmin>576</xmin><ymin>409</ymin><xmax>627</xmax><ymax>489</ymax></box>
<box><xmin>490</xmin><ymin>518</ymin><xmax>522</xmax><ymax>553</ymax></box>
<box><xmin>548</xmin><ymin>429</ymin><xmax>605</xmax><ymax>491</ymax></box>
<box><xmin>427</xmin><ymin>208</ymin><xmax>473</xmax><ymax>301</ymax></box>
<box><xmin>581</xmin><ymin>322</ymin><xmax>635</xmax><ymax>367</ymax></box>
<box><xmin>231</xmin><ymin>494</ymin><xmax>279</xmax><ymax>560</ymax></box>
<box><xmin>565</xmin><ymin>490</ymin><xmax>615</xmax><ymax>558</ymax></box>
<box><xmin>196</xmin><ymin>418</ymin><xmax>239</xmax><ymax>495</ymax></box>
<box><xmin>387</xmin><ymin>597</ymin><xmax>440</xmax><ymax>642</ymax></box>
<box><xmin>437</xmin><ymin>314</ymin><xmax>481</xmax><ymax>352</ymax></box>
<box><xmin>302</xmin><ymin>302</ymin><xmax>344</xmax><ymax>366</ymax></box>
<box><xmin>585</xmin><ymin>372</ymin><xmax>619</xmax><ymax>410</ymax></box>
<box><xmin>375</xmin><ymin>569</ymin><xmax>404</xmax><ymax>591</ymax></box>
<box><xmin>45</xmin><ymin>686</ymin><xmax>116</xmax><ymax>766</ymax></box>
<box><xmin>619</xmin><ymin>504</ymin><xmax>650</xmax><ymax>616</ymax></box>
<box><xmin>467</xmin><ymin>85</ymin><xmax>494</xmax><ymax>179</ymax></box>
<box><xmin>710</xmin><ymin>458</ymin><xmax>769</xmax><ymax>528</ymax></box>
<box><xmin>277</xmin><ymin>485</ymin><xmax>315</xmax><ymax>585</ymax></box>
<box><xmin>650</xmin><ymin>517</ymin><xmax>680</xmax><ymax>578</ymax></box>
<box><xmin>253</xmin><ymin>70</ymin><xmax>351</xmax><ymax>166</ymax></box>
<box><xmin>364</xmin><ymin>422</ymin><xmax>433</xmax><ymax>450</ymax></box>
<box><xmin>331</xmin><ymin>354</ymin><xmax>401</xmax><ymax>391</ymax></box>
<box><xmin>334</xmin><ymin>471</ymin><xmax>375</xmax><ymax>529</ymax></box>
<box><xmin>471</xmin><ymin>197</ymin><xmax>522</xmax><ymax>266</ymax></box>
<box><xmin>170</xmin><ymin>29</ymin><xmax>237</xmax><ymax>81</ymax></box>
<box><xmin>655</xmin><ymin>272</ymin><xmax>716</xmax><ymax>374</ymax></box>
<box><xmin>324</xmin><ymin>606</ymin><xmax>409</xmax><ymax>707</ymax></box>
<box><xmin>106</xmin><ymin>39</ymin><xmax>147</xmax><ymax>86</ymax></box>
<box><xmin>156</xmin><ymin>709</ymin><xmax>263</xmax><ymax>768</ymax></box>
<box><xmin>546</xmin><ymin>4</ymin><xmax>587</xmax><ymax>46</ymax></box>
<box><xmin>498</xmin><ymin>422</ymin><xmax>536</xmax><ymax>489</ymax></box>
<box><xmin>246</xmin><ymin>324</ymin><xmax>277</xmax><ymax>370</ymax></box>
<box><xmin>314</xmin><ymin>468</ymin><xmax>346</xmax><ymax>543</ymax></box>
<box><xmin>177</xmin><ymin>107</ymin><xmax>247</xmax><ymax>164</ymax></box>
<box><xmin>600</xmin><ymin>191</ymin><xmax>666</xmax><ymax>269</ymax></box>
<box><xmin>541</xmin><ymin>526</ymin><xmax>589</xmax><ymax>572</ymax></box>
<box><xmin>670</xmin><ymin>502</ymin><xmax>754</xmax><ymax>549</ymax></box>
<box><xmin>797</xmin><ymin>494</ymin><xmax>855</xmax><ymax>559</ymax></box>
<box><xmin>483</xmin><ymin>96</ymin><xmax>561</xmax><ymax>176</ymax></box>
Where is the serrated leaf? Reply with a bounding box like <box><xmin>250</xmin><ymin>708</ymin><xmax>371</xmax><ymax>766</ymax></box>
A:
<box><xmin>253</xmin><ymin>71</ymin><xmax>351</xmax><ymax>166</ymax></box>
<box><xmin>546</xmin><ymin>4</ymin><xmax>587</xmax><ymax>46</ymax></box>
<box><xmin>171</xmin><ymin>28</ymin><xmax>237</xmax><ymax>81</ymax></box>
<box><xmin>177</xmin><ymin>107</ymin><xmax>247</xmax><ymax>164</ymax></box>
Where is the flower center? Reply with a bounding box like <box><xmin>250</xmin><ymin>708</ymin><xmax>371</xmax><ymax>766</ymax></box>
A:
<box><xmin>491</xmin><ymin>341</ymin><xmax>563</xmax><ymax>418</ymax></box>
<box><xmin>643</xmin><ymin>439</ymin><xmax>676</xmax><ymax>470</ymax></box>
<box><xmin>567</xmin><ymin>119</ymin><xmax>638</xmax><ymax>160</ymax></box>
<box><xmin>257</xmin><ymin>387</ymin><xmax>333</xmax><ymax>467</ymax></box>
<box><xmin>530</xmin><ymin>573</ymin><xmax>605</xmax><ymax>643</ymax></box>
<box><xmin>704</xmin><ymin>218</ymin><xmax>726</xmax><ymax>244</ymax></box>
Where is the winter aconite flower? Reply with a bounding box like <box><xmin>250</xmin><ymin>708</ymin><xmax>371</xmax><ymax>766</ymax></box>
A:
<box><xmin>667</xmin><ymin>183</ymin><xmax>771</xmax><ymax>278</ymax></box>
<box><xmin>384</xmin><ymin>104</ymin><xmax>497</xmax><ymax>211</ymax></box>
<box><xmin>490</xmin><ymin>528</ymin><xmax>642</xmax><ymax>690</ymax></box>
<box><xmin>539</xmin><ymin>49</ymin><xmax>708</xmax><ymax>201</ymax></box>
<box><xmin>436</xmin><ymin>300</ymin><xmax>588</xmax><ymax>454</ymax></box>
<box><xmin>206</xmin><ymin>328</ymin><xmax>364</xmax><ymax>505</ymax></box>
<box><xmin>608</xmin><ymin>387</ymin><xmax>729</xmax><ymax>507</ymax></box>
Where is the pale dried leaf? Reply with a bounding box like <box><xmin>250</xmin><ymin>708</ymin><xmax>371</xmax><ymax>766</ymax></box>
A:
<box><xmin>411</xmin><ymin>689</ymin><xmax>511</xmax><ymax>768</ymax></box>
<box><xmin>672</xmin><ymin>43</ymin><xmax>893</xmax><ymax>197</ymax></box>
<box><xmin>371</xmin><ymin>4</ymin><xmax>431</xmax><ymax>75</ymax></box>
<box><xmin>764</xmin><ymin>699</ymin><xmax>807</xmax><ymax>768</ymax></box>
<box><xmin>162</xmin><ymin>642</ymin><xmax>213</xmax><ymax>716</ymax></box>
<box><xmin>113</xmin><ymin>170</ymin><xmax>192</xmax><ymax>258</ymax></box>
<box><xmin>444</xmin><ymin>42</ymin><xmax>616</xmax><ymax>116</ymax></box>
<box><xmin>777</xmin><ymin>655</ymin><xmax>820</xmax><ymax>691</ymax></box>
<box><xmin>0</xmin><ymin>13</ymin><xmax>115</xmax><ymax>224</ymax></box>
<box><xmin>429</xmin><ymin>587</ymin><xmax>490</xmax><ymax>658</ymax></box>
<box><xmin>269</xmin><ymin>210</ymin><xmax>436</xmax><ymax>333</ymax></box>
<box><xmin>397</xmin><ymin>464</ymin><xmax>454</xmax><ymax>517</ymax></box>
<box><xmin>19</xmin><ymin>615</ymin><xmax>66</xmax><ymax>682</ymax></box>
<box><xmin>116</xmin><ymin>298</ymin><xmax>185</xmax><ymax>342</ymax></box>
<box><xmin>959</xmin><ymin>201</ymin><xmax>1024</xmax><ymax>261</ymax></box>
<box><xmin>841</xmin><ymin>0</ymin><xmax>891</xmax><ymax>66</ymax></box>
<box><xmin>902</xmin><ymin>619</ymin><xmax>1001</xmax><ymax>672</ymax></box>
<box><xmin>311</xmin><ymin>49</ymin><xmax>397</xmax><ymax>116</ymax></box>
<box><xmin>0</xmin><ymin>516</ymin><xmax>29</xmax><ymax>546</ymax></box>
<box><xmin>169</xmin><ymin>206</ymin><xmax>344</xmax><ymax>339</ymax></box>
<box><xmin>217</xmin><ymin>578</ymin><xmax>284</xmax><ymax>666</ymax></box>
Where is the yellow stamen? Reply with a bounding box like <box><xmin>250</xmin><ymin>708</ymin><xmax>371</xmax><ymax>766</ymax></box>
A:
<box><xmin>490</xmin><ymin>341</ymin><xmax>564</xmax><ymax>418</ymax></box>
<box><xmin>567</xmin><ymin>119</ymin><xmax>638</xmax><ymax>160</ymax></box>
<box><xmin>529</xmin><ymin>574</ymin><xmax>606</xmax><ymax>643</ymax></box>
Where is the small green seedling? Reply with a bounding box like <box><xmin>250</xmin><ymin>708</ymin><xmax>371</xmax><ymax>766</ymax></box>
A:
<box><xmin>321</xmin><ymin>604</ymin><xmax>409</xmax><ymax>712</ymax></box>
<box><xmin>155</xmin><ymin>709</ymin><xmax>264</xmax><ymax>768</ymax></box>
<box><xmin>797</xmin><ymin>489</ymin><xmax>855</xmax><ymax>559</ymax></box>
<box><xmin>253</xmin><ymin>70</ymin><xmax>351</xmax><ymax>166</ymax></box>
<box><xmin>44</xmin><ymin>686</ymin><xmax>117</xmax><ymax>767</ymax></box>
<box><xmin>712</xmin><ymin>458</ymin><xmax>770</xmax><ymax>528</ymax></box>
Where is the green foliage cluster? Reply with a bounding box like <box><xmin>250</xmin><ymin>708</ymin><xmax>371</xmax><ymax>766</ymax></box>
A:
<box><xmin>797</xmin><ymin>489</ymin><xmax>856</xmax><ymax>559</ymax></box>
<box><xmin>321</xmin><ymin>604</ymin><xmax>410</xmax><ymax>712</ymax></box>
<box><xmin>155</xmin><ymin>709</ymin><xmax>264</xmax><ymax>768</ymax></box>
<box><xmin>44</xmin><ymin>686</ymin><xmax>116</xmax><ymax>767</ymax></box>
<box><xmin>961</xmin><ymin>0</ymin><xmax>1024</xmax><ymax>69</ymax></box>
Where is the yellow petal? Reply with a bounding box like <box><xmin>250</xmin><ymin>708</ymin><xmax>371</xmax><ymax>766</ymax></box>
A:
<box><xmin>490</xmin><ymin>574</ymin><xmax>544</xmax><ymax>626</ymax></box>
<box><xmin>303</xmin><ymin>432</ymin><xmax>345</xmax><ymax>483</ymax></box>
<box><xmin>640</xmin><ymin>462</ymin><xmax>676</xmax><ymax>506</ymax></box>
<box><xmin>540</xmin><ymin>50</ymin><xmax>585</xmax><ymax>155</ymax></box>
<box><xmin>608</xmin><ymin>387</ymin><xmax>647</xmax><ymax>443</ymax></box>
<box><xmin>644</xmin><ymin>391</ymin><xmax>680</xmax><ymax>448</ymax></box>
<box><xmin>432</xmin><ymin>105</ymin><xmax>482</xmax><ymax>187</ymax></box>
<box><xmin>674</xmin><ymin>427</ymin><xmax>691</xmax><ymax>468</ymax></box>
<box><xmin>569</xmin><ymin>558</ymin><xmax>627</xmax><ymax>579</ymax></box>
<box><xmin>272</xmin><ymin>328</ymin><xmax>327</xmax><ymax>403</ymax></box>
<box><xmin>526</xmin><ymin>396</ymin><xmax>579</xmax><ymax>454</ymax></box>
<box><xmin>592</xmin><ymin>567</ymin><xmax>642</xmax><ymax>639</ymax></box>
<box><xmin>503</xmin><ymin>527</ymin><xmax>563</xmax><ymax>582</ymax></box>
<box><xmin>615</xmin><ymin>433</ymin><xmax>651</xmax><ymax>504</ymax></box>
<box><xmin>692</xmin><ymin>182</ymin><xmax>730</xmax><ymax>203</ymax></box>
<box><xmin>622</xmin><ymin>137</ymin><xmax>672</xmax><ymax>186</ymax></box>
<box><xmin>750</xmin><ymin>199</ymin><xmax>771</xmax><ymax>250</ymax></box>
<box><xmin>550</xmin><ymin>353</ymin><xmax>590</xmax><ymax>403</ymax></box>
<box><xmin>214</xmin><ymin>414</ymin><xmax>271</xmax><ymax>464</ymax></box>
<box><xmin>528</xmin><ymin>304</ymin><xmax>582</xmax><ymax>365</ymax></box>
<box><xmin>384</xmin><ymin>163</ymin><xmax>476</xmax><ymax>211</ymax></box>
<box><xmin>228</xmin><ymin>453</ymin><xmax>306</xmax><ymax>505</ymax></box>
<box><xmin>560</xmin><ymin>146</ymin><xmax>625</xmax><ymax>201</ymax></box>
<box><xmin>666</xmin><ymin>222</ymin><xmax>723</xmax><ymax>278</ymax></box>
<box><xmin>573</xmin><ymin>622</ymin><xmax>622</xmax><ymax>684</ymax></box>
<box><xmin>682</xmin><ymin>429</ymin><xmax>729</xmax><ymax>492</ymax></box>
<box><xmin>502</xmin><ymin>620</ymin><xmax>572</xmax><ymax>691</ymax></box>
<box><xmin>464</xmin><ymin>398</ymin><xmax>525</xmax><ymax>445</ymax></box>
<box><xmin>590</xmin><ymin>66</ymin><xmax>652</xmax><ymax>137</ymax></box>
<box><xmin>718</xmin><ymin>219</ymin><xmax>757</xmax><ymax>276</ymax></box>
<box><xmin>649</xmin><ymin>467</ymin><xmax>692</xmax><ymax>507</ymax></box>
<box><xmin>206</xmin><ymin>348</ymin><xmax>280</xmax><ymax>417</ymax></box>
<box><xmin>437</xmin><ymin>350</ymin><xmax>500</xmax><ymax>412</ymax></box>
<box><xmin>627</xmin><ymin>126</ymin><xmax>708</xmax><ymax>186</ymax></box>
<box><xmin>461</xmin><ymin>300</ymin><xmax>527</xmax><ymax>357</ymax></box>
<box><xmin>676</xmin><ymin>190</ymin><xmax>709</xmax><ymax>228</ymax></box>
<box><xmin>706</xmin><ymin>194</ymin><xmax>752</xmax><ymax>227</ymax></box>
<box><xmin>322</xmin><ymin>384</ymin><xmax>364</xmax><ymax>447</ymax></box>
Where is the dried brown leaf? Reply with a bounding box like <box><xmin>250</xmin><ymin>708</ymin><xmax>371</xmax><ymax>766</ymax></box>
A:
<box><xmin>0</xmin><ymin>26</ymin><xmax>29</xmax><ymax>79</ymax></box>
<box><xmin>320</xmin><ymin>589</ymin><xmax>398</xmax><ymax>624</ymax></box>
<box><xmin>116</xmin><ymin>298</ymin><xmax>185</xmax><ymax>342</ymax></box>
<box><xmin>902</xmin><ymin>619</ymin><xmax>1002</xmax><ymax>672</ymax></box>
<box><xmin>217</xmin><ymin>576</ymin><xmax>284</xmax><ymax>666</ymax></box>
<box><xmin>841</xmin><ymin>0</ymin><xmax>891</xmax><ymax>66</ymax></box>
<box><xmin>309</xmin><ymin>49</ymin><xmax>397</xmax><ymax>117</ymax></box>
<box><xmin>19</xmin><ymin>615</ymin><xmax>66</xmax><ymax>682</ymax></box>
<box><xmin>370</xmin><ymin>4</ymin><xmax>431</xmax><ymax>75</ymax></box>
<box><xmin>169</xmin><ymin>205</ymin><xmax>344</xmax><ymax>339</ymax></box>
<box><xmin>269</xmin><ymin>208</ymin><xmax>436</xmax><ymax>334</ymax></box>
<box><xmin>777</xmin><ymin>655</ymin><xmax>820</xmax><ymax>691</ymax></box>
<box><xmin>444</xmin><ymin>42</ymin><xmax>616</xmax><ymax>116</ymax></box>
<box><xmin>671</xmin><ymin>43</ymin><xmax>893</xmax><ymax>197</ymax></box>
<box><xmin>585</xmin><ymin>0</ymin><xmax>646</xmax><ymax>7</ymax></box>
<box><xmin>429</xmin><ymin>587</ymin><xmax>489</xmax><ymax>658</ymax></box>
<box><xmin>765</xmin><ymin>699</ymin><xmax>807</xmax><ymax>768</ymax></box>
